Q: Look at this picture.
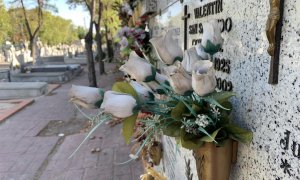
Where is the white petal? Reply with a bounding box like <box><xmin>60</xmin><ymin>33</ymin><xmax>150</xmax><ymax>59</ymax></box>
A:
<box><xmin>149</xmin><ymin>30</ymin><xmax>183</xmax><ymax>65</ymax></box>
<box><xmin>182</xmin><ymin>47</ymin><xmax>205</xmax><ymax>73</ymax></box>
<box><xmin>202</xmin><ymin>19</ymin><xmax>223</xmax><ymax>47</ymax></box>
<box><xmin>68</xmin><ymin>85</ymin><xmax>102</xmax><ymax>104</ymax></box>
<box><xmin>167</xmin><ymin>64</ymin><xmax>192</xmax><ymax>95</ymax></box>
<box><xmin>193</xmin><ymin>60</ymin><xmax>214</xmax><ymax>74</ymax></box>
<box><xmin>130</xmin><ymin>81</ymin><xmax>152</xmax><ymax>100</ymax></box>
<box><xmin>119</xmin><ymin>51</ymin><xmax>153</xmax><ymax>82</ymax></box>
<box><xmin>101</xmin><ymin>91</ymin><xmax>137</xmax><ymax>118</ymax></box>
<box><xmin>195</xmin><ymin>44</ymin><xmax>209</xmax><ymax>59</ymax></box>
<box><xmin>155</xmin><ymin>73</ymin><xmax>169</xmax><ymax>84</ymax></box>
<box><xmin>192</xmin><ymin>66</ymin><xmax>216</xmax><ymax>96</ymax></box>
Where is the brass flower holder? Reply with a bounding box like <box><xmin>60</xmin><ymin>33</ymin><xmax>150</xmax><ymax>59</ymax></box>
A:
<box><xmin>193</xmin><ymin>139</ymin><xmax>238</xmax><ymax>180</ymax></box>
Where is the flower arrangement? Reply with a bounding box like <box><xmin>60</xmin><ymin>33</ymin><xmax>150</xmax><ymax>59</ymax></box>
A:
<box><xmin>69</xmin><ymin>20</ymin><xmax>253</xmax><ymax>178</ymax></box>
<box><xmin>115</xmin><ymin>26</ymin><xmax>149</xmax><ymax>57</ymax></box>
<box><xmin>72</xmin><ymin>18</ymin><xmax>252</xmax><ymax>153</ymax></box>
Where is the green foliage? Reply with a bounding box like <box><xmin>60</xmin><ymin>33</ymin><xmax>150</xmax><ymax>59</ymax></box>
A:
<box><xmin>171</xmin><ymin>102</ymin><xmax>188</xmax><ymax>120</ymax></box>
<box><xmin>199</xmin><ymin>128</ymin><xmax>222</xmax><ymax>142</ymax></box>
<box><xmin>122</xmin><ymin>113</ymin><xmax>138</xmax><ymax>144</ymax></box>
<box><xmin>223</xmin><ymin>124</ymin><xmax>253</xmax><ymax>144</ymax></box>
<box><xmin>0</xmin><ymin>0</ymin><xmax>12</xmax><ymax>43</ymax></box>
<box><xmin>102</xmin><ymin>0</ymin><xmax>122</xmax><ymax>37</ymax></box>
<box><xmin>76</xmin><ymin>26</ymin><xmax>86</xmax><ymax>39</ymax></box>
<box><xmin>40</xmin><ymin>12</ymin><xmax>81</xmax><ymax>45</ymax></box>
<box><xmin>176</xmin><ymin>129</ymin><xmax>204</xmax><ymax>149</ymax></box>
<box><xmin>162</xmin><ymin>122</ymin><xmax>182</xmax><ymax>137</ymax></box>
<box><xmin>7</xmin><ymin>7</ymin><xmax>83</xmax><ymax>45</ymax></box>
<box><xmin>112</xmin><ymin>82</ymin><xmax>139</xmax><ymax>101</ymax></box>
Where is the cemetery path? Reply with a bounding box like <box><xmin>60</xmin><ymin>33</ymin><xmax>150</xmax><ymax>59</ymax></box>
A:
<box><xmin>0</xmin><ymin>63</ymin><xmax>143</xmax><ymax>180</ymax></box>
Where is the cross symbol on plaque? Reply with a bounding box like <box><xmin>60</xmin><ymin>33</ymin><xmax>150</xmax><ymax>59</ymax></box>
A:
<box><xmin>182</xmin><ymin>5</ymin><xmax>190</xmax><ymax>50</ymax></box>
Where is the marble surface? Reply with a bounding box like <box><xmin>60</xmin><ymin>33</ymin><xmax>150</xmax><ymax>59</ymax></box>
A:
<box><xmin>149</xmin><ymin>0</ymin><xmax>300</xmax><ymax>179</ymax></box>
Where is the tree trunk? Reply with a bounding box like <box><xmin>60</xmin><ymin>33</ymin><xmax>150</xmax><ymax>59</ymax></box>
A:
<box><xmin>105</xmin><ymin>25</ymin><xmax>114</xmax><ymax>62</ymax></box>
<box><xmin>95</xmin><ymin>25</ymin><xmax>105</xmax><ymax>75</ymax></box>
<box><xmin>85</xmin><ymin>29</ymin><xmax>97</xmax><ymax>87</ymax></box>
<box><xmin>29</xmin><ymin>36</ymin><xmax>36</xmax><ymax>64</ymax></box>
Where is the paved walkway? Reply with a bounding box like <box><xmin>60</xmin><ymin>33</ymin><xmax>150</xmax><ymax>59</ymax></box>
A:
<box><xmin>0</xmin><ymin>63</ymin><xmax>143</xmax><ymax>180</ymax></box>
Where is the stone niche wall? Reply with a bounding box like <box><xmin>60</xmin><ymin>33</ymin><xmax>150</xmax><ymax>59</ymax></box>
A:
<box><xmin>148</xmin><ymin>0</ymin><xmax>300</xmax><ymax>179</ymax></box>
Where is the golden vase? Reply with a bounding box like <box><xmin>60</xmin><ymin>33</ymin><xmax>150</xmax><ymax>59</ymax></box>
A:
<box><xmin>193</xmin><ymin>139</ymin><xmax>238</xmax><ymax>180</ymax></box>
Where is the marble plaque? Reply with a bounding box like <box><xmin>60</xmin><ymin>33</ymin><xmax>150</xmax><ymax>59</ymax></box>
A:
<box><xmin>149</xmin><ymin>0</ymin><xmax>300</xmax><ymax>179</ymax></box>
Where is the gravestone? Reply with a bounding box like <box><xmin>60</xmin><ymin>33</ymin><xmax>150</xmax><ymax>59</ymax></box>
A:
<box><xmin>149</xmin><ymin>0</ymin><xmax>300</xmax><ymax>179</ymax></box>
<box><xmin>0</xmin><ymin>82</ymin><xmax>48</xmax><ymax>99</ymax></box>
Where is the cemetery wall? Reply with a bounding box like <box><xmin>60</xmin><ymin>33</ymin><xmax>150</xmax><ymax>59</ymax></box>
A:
<box><xmin>149</xmin><ymin>0</ymin><xmax>300</xmax><ymax>179</ymax></box>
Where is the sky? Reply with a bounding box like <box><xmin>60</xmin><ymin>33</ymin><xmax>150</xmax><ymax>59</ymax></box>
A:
<box><xmin>3</xmin><ymin>0</ymin><xmax>90</xmax><ymax>28</ymax></box>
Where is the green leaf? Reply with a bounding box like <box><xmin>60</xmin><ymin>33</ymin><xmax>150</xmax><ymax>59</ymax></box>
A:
<box><xmin>171</xmin><ymin>102</ymin><xmax>187</xmax><ymax>120</ymax></box>
<box><xmin>163</xmin><ymin>122</ymin><xmax>182</xmax><ymax>137</ymax></box>
<box><xmin>112</xmin><ymin>82</ymin><xmax>139</xmax><ymax>100</ymax></box>
<box><xmin>122</xmin><ymin>113</ymin><xmax>138</xmax><ymax>144</ymax></box>
<box><xmin>223</xmin><ymin>124</ymin><xmax>253</xmax><ymax>144</ymax></box>
<box><xmin>181</xmin><ymin>100</ymin><xmax>197</xmax><ymax>117</ymax></box>
<box><xmin>199</xmin><ymin>128</ymin><xmax>222</xmax><ymax>142</ymax></box>
<box><xmin>174</xmin><ymin>56</ymin><xmax>183</xmax><ymax>62</ymax></box>
<box><xmin>94</xmin><ymin>100</ymin><xmax>103</xmax><ymax>108</ymax></box>
<box><xmin>202</xmin><ymin>96</ymin><xmax>230</xmax><ymax>110</ymax></box>
<box><xmin>210</xmin><ymin>91</ymin><xmax>236</xmax><ymax>104</ymax></box>
<box><xmin>177</xmin><ymin>129</ymin><xmax>204</xmax><ymax>150</ymax></box>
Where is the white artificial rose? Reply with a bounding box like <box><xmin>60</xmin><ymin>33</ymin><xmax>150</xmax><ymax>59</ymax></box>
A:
<box><xmin>101</xmin><ymin>91</ymin><xmax>137</xmax><ymax>118</ymax></box>
<box><xmin>182</xmin><ymin>47</ymin><xmax>208</xmax><ymax>74</ymax></box>
<box><xmin>201</xmin><ymin>20</ymin><xmax>224</xmax><ymax>55</ymax></box>
<box><xmin>164</xmin><ymin>62</ymin><xmax>192</xmax><ymax>95</ymax></box>
<box><xmin>130</xmin><ymin>81</ymin><xmax>153</xmax><ymax>101</ymax></box>
<box><xmin>119</xmin><ymin>51</ymin><xmax>156</xmax><ymax>82</ymax></box>
<box><xmin>192</xmin><ymin>61</ymin><xmax>216</xmax><ymax>96</ymax></box>
<box><xmin>155</xmin><ymin>73</ymin><xmax>169</xmax><ymax>85</ymax></box>
<box><xmin>68</xmin><ymin>85</ymin><xmax>102</xmax><ymax>105</ymax></box>
<box><xmin>195</xmin><ymin>44</ymin><xmax>209</xmax><ymax>59</ymax></box>
<box><xmin>149</xmin><ymin>30</ymin><xmax>183</xmax><ymax>65</ymax></box>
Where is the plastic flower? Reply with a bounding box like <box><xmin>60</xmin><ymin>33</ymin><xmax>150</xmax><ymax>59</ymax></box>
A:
<box><xmin>130</xmin><ymin>81</ymin><xmax>153</xmax><ymax>101</ymax></box>
<box><xmin>202</xmin><ymin>20</ymin><xmax>224</xmax><ymax>55</ymax></box>
<box><xmin>150</xmin><ymin>30</ymin><xmax>183</xmax><ymax>65</ymax></box>
<box><xmin>119</xmin><ymin>51</ymin><xmax>156</xmax><ymax>82</ymax></box>
<box><xmin>195</xmin><ymin>44</ymin><xmax>209</xmax><ymax>59</ymax></box>
<box><xmin>164</xmin><ymin>63</ymin><xmax>192</xmax><ymax>95</ymax></box>
<box><xmin>192</xmin><ymin>61</ymin><xmax>216</xmax><ymax>96</ymax></box>
<box><xmin>155</xmin><ymin>73</ymin><xmax>169</xmax><ymax>85</ymax></box>
<box><xmin>182</xmin><ymin>47</ymin><xmax>207</xmax><ymax>74</ymax></box>
<box><xmin>100</xmin><ymin>91</ymin><xmax>137</xmax><ymax>118</ymax></box>
<box><xmin>68</xmin><ymin>85</ymin><xmax>102</xmax><ymax>105</ymax></box>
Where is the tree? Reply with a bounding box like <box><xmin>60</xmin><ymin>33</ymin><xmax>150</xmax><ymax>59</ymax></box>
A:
<box><xmin>101</xmin><ymin>0</ymin><xmax>121</xmax><ymax>62</ymax></box>
<box><xmin>94</xmin><ymin>0</ymin><xmax>104</xmax><ymax>75</ymax></box>
<box><xmin>67</xmin><ymin>0</ymin><xmax>97</xmax><ymax>87</ymax></box>
<box><xmin>0</xmin><ymin>0</ymin><xmax>12</xmax><ymax>44</ymax></box>
<box><xmin>10</xmin><ymin>0</ymin><xmax>57</xmax><ymax>63</ymax></box>
<box><xmin>40</xmin><ymin>12</ymin><xmax>79</xmax><ymax>45</ymax></box>
<box><xmin>76</xmin><ymin>26</ymin><xmax>86</xmax><ymax>39</ymax></box>
<box><xmin>8</xmin><ymin>8</ymin><xmax>81</xmax><ymax>45</ymax></box>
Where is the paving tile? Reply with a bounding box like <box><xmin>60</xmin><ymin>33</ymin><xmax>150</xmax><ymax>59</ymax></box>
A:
<box><xmin>0</xmin><ymin>64</ymin><xmax>142</xmax><ymax>180</ymax></box>
<box><xmin>114</xmin><ymin>174</ymin><xmax>132</xmax><ymax>180</ymax></box>
<box><xmin>65</xmin><ymin>169</ymin><xmax>84</xmax><ymax>180</ymax></box>
<box><xmin>114</xmin><ymin>164</ymin><xmax>131</xmax><ymax>176</ymax></box>
<box><xmin>0</xmin><ymin>162</ymin><xmax>14</xmax><ymax>173</ymax></box>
